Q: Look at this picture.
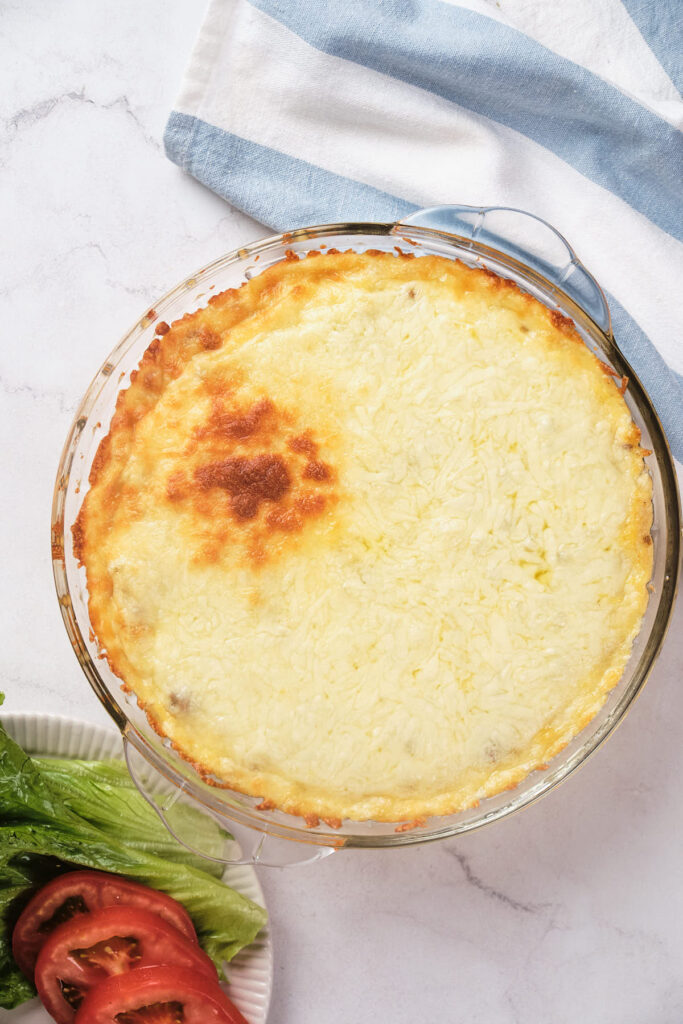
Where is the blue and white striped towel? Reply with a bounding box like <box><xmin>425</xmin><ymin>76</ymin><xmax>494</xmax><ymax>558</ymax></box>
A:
<box><xmin>164</xmin><ymin>0</ymin><xmax>682</xmax><ymax>462</ymax></box>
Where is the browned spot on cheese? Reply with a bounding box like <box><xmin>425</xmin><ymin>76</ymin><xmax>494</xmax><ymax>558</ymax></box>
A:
<box><xmin>195</xmin><ymin>454</ymin><xmax>291</xmax><ymax>520</ymax></box>
<box><xmin>266</xmin><ymin>506</ymin><xmax>303</xmax><ymax>532</ymax></box>
<box><xmin>166</xmin><ymin>471</ymin><xmax>186</xmax><ymax>501</ymax></box>
<box><xmin>548</xmin><ymin>308</ymin><xmax>576</xmax><ymax>336</ymax></box>
<box><xmin>141</xmin><ymin>367</ymin><xmax>161</xmax><ymax>391</ymax></box>
<box><xmin>214</xmin><ymin>398</ymin><xmax>274</xmax><ymax>439</ymax></box>
<box><xmin>296</xmin><ymin>493</ymin><xmax>326</xmax><ymax>515</ymax></box>
<box><xmin>303</xmin><ymin>459</ymin><xmax>331</xmax><ymax>481</ymax></box>
<box><xmin>168</xmin><ymin>691</ymin><xmax>191</xmax><ymax>712</ymax></box>
<box><xmin>167</xmin><ymin>390</ymin><xmax>339</xmax><ymax>564</ymax></box>
<box><xmin>198</xmin><ymin>326</ymin><xmax>222</xmax><ymax>350</ymax></box>
<box><xmin>288</xmin><ymin>432</ymin><xmax>317</xmax><ymax>456</ymax></box>
<box><xmin>266</xmin><ymin>491</ymin><xmax>330</xmax><ymax>533</ymax></box>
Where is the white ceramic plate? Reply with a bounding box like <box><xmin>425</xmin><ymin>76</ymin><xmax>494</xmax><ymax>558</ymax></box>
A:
<box><xmin>2</xmin><ymin>714</ymin><xmax>273</xmax><ymax>1024</ymax></box>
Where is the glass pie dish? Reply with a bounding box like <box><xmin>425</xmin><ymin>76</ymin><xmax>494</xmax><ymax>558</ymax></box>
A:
<box><xmin>51</xmin><ymin>205</ymin><xmax>681</xmax><ymax>865</ymax></box>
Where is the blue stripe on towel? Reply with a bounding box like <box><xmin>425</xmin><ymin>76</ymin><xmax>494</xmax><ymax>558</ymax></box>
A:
<box><xmin>620</xmin><ymin>0</ymin><xmax>683</xmax><ymax>94</ymax></box>
<box><xmin>165</xmin><ymin>112</ymin><xmax>682</xmax><ymax>461</ymax></box>
<box><xmin>164</xmin><ymin>112</ymin><xmax>414</xmax><ymax>227</ymax></box>
<box><xmin>248</xmin><ymin>0</ymin><xmax>683</xmax><ymax>245</ymax></box>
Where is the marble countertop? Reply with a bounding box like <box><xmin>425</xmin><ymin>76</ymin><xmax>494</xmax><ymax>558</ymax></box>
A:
<box><xmin>2</xmin><ymin>2</ymin><xmax>682</xmax><ymax>1021</ymax></box>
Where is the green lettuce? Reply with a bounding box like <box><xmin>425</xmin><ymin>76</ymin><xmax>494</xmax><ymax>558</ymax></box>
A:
<box><xmin>0</xmin><ymin>697</ymin><xmax>266</xmax><ymax>1010</ymax></box>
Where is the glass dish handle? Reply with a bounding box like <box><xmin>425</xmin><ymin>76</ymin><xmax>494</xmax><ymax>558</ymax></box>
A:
<box><xmin>123</xmin><ymin>736</ymin><xmax>338</xmax><ymax>868</ymax></box>
<box><xmin>395</xmin><ymin>205</ymin><xmax>612</xmax><ymax>335</ymax></box>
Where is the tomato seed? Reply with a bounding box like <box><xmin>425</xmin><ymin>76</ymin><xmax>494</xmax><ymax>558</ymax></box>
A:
<box><xmin>71</xmin><ymin>935</ymin><xmax>141</xmax><ymax>972</ymax></box>
<box><xmin>58</xmin><ymin>978</ymin><xmax>84</xmax><ymax>1010</ymax></box>
<box><xmin>38</xmin><ymin>895</ymin><xmax>89</xmax><ymax>934</ymax></box>
<box><xmin>115</xmin><ymin>1000</ymin><xmax>185</xmax><ymax>1023</ymax></box>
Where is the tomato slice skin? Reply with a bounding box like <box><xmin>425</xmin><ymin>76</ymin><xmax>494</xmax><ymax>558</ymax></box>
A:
<box><xmin>13</xmin><ymin>870</ymin><xmax>197</xmax><ymax>979</ymax></box>
<box><xmin>35</xmin><ymin>906</ymin><xmax>217</xmax><ymax>1024</ymax></box>
<box><xmin>74</xmin><ymin>966</ymin><xmax>250</xmax><ymax>1024</ymax></box>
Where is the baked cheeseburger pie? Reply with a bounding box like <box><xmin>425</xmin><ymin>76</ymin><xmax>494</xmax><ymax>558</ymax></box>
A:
<box><xmin>74</xmin><ymin>250</ymin><xmax>652</xmax><ymax>824</ymax></box>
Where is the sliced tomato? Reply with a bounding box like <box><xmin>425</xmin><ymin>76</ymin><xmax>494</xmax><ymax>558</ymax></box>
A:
<box><xmin>13</xmin><ymin>870</ymin><xmax>197</xmax><ymax>979</ymax></box>
<box><xmin>75</xmin><ymin>966</ymin><xmax>250</xmax><ymax>1024</ymax></box>
<box><xmin>34</xmin><ymin>906</ymin><xmax>217</xmax><ymax>1024</ymax></box>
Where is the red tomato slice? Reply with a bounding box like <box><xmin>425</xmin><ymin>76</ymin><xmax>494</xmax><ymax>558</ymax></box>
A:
<box><xmin>34</xmin><ymin>906</ymin><xmax>217</xmax><ymax>1024</ymax></box>
<box><xmin>75</xmin><ymin>966</ymin><xmax>250</xmax><ymax>1024</ymax></box>
<box><xmin>13</xmin><ymin>871</ymin><xmax>197</xmax><ymax>979</ymax></box>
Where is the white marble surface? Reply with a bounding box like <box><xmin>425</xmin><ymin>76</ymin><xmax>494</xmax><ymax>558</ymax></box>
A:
<box><xmin>1</xmin><ymin>1</ymin><xmax>682</xmax><ymax>1021</ymax></box>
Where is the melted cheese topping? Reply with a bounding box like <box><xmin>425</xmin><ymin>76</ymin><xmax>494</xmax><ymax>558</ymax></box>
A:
<box><xmin>75</xmin><ymin>252</ymin><xmax>652</xmax><ymax>823</ymax></box>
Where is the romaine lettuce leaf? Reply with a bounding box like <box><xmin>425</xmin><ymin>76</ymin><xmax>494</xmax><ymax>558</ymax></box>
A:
<box><xmin>0</xmin><ymin>698</ymin><xmax>267</xmax><ymax>1010</ymax></box>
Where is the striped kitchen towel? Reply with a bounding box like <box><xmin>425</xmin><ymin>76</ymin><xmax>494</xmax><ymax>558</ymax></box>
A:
<box><xmin>164</xmin><ymin>0</ymin><xmax>683</xmax><ymax>462</ymax></box>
